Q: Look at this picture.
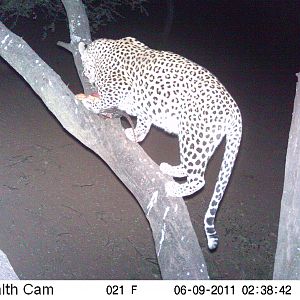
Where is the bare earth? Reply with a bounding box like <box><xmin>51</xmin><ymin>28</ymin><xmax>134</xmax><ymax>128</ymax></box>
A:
<box><xmin>0</xmin><ymin>4</ymin><xmax>296</xmax><ymax>279</ymax></box>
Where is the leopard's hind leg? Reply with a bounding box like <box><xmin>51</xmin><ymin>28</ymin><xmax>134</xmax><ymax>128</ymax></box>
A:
<box><xmin>163</xmin><ymin>123</ymin><xmax>224</xmax><ymax>197</ymax></box>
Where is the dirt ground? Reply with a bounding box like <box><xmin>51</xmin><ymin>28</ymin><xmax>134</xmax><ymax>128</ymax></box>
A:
<box><xmin>0</xmin><ymin>2</ymin><xmax>298</xmax><ymax>279</ymax></box>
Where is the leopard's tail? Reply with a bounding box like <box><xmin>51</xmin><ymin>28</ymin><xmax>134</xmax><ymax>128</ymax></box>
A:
<box><xmin>204</xmin><ymin>114</ymin><xmax>242</xmax><ymax>250</ymax></box>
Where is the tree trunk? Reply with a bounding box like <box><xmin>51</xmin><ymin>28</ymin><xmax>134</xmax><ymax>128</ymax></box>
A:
<box><xmin>273</xmin><ymin>73</ymin><xmax>300</xmax><ymax>279</ymax></box>
<box><xmin>0</xmin><ymin>250</ymin><xmax>19</xmax><ymax>280</ymax></box>
<box><xmin>0</xmin><ymin>0</ymin><xmax>209</xmax><ymax>280</ymax></box>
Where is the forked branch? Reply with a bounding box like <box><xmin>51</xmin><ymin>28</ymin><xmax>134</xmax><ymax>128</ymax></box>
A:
<box><xmin>0</xmin><ymin>0</ymin><xmax>209</xmax><ymax>279</ymax></box>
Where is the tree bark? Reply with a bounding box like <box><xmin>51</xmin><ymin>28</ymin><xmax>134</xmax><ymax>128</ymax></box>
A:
<box><xmin>0</xmin><ymin>250</ymin><xmax>19</xmax><ymax>280</ymax></box>
<box><xmin>273</xmin><ymin>73</ymin><xmax>300</xmax><ymax>279</ymax></box>
<box><xmin>0</xmin><ymin>0</ymin><xmax>209</xmax><ymax>279</ymax></box>
<box><xmin>57</xmin><ymin>0</ymin><xmax>93</xmax><ymax>94</ymax></box>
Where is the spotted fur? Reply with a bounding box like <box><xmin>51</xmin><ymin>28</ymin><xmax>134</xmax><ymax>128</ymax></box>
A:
<box><xmin>78</xmin><ymin>37</ymin><xmax>242</xmax><ymax>250</ymax></box>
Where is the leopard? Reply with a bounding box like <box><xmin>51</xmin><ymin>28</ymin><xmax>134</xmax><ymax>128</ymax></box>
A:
<box><xmin>77</xmin><ymin>37</ymin><xmax>242</xmax><ymax>250</ymax></box>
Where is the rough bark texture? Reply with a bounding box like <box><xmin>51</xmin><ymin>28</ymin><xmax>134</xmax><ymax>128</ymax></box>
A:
<box><xmin>273</xmin><ymin>73</ymin><xmax>300</xmax><ymax>279</ymax></box>
<box><xmin>0</xmin><ymin>250</ymin><xmax>19</xmax><ymax>280</ymax></box>
<box><xmin>0</xmin><ymin>0</ymin><xmax>209</xmax><ymax>279</ymax></box>
<box><xmin>57</xmin><ymin>0</ymin><xmax>93</xmax><ymax>94</ymax></box>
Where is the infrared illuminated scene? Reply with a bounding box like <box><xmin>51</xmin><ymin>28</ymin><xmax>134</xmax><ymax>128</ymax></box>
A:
<box><xmin>0</xmin><ymin>0</ymin><xmax>299</xmax><ymax>280</ymax></box>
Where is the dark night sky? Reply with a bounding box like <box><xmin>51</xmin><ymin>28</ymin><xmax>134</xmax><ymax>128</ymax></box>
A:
<box><xmin>157</xmin><ymin>0</ymin><xmax>300</xmax><ymax>70</ymax></box>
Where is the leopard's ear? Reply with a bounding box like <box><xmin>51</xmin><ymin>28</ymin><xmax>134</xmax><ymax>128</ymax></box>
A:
<box><xmin>78</xmin><ymin>42</ymin><xmax>87</xmax><ymax>56</ymax></box>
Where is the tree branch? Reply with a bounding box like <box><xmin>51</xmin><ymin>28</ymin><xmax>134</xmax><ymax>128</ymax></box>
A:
<box><xmin>0</xmin><ymin>7</ymin><xmax>208</xmax><ymax>279</ymax></box>
<box><xmin>273</xmin><ymin>73</ymin><xmax>300</xmax><ymax>279</ymax></box>
<box><xmin>57</xmin><ymin>0</ymin><xmax>93</xmax><ymax>94</ymax></box>
<box><xmin>57</xmin><ymin>41</ymin><xmax>73</xmax><ymax>52</ymax></box>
